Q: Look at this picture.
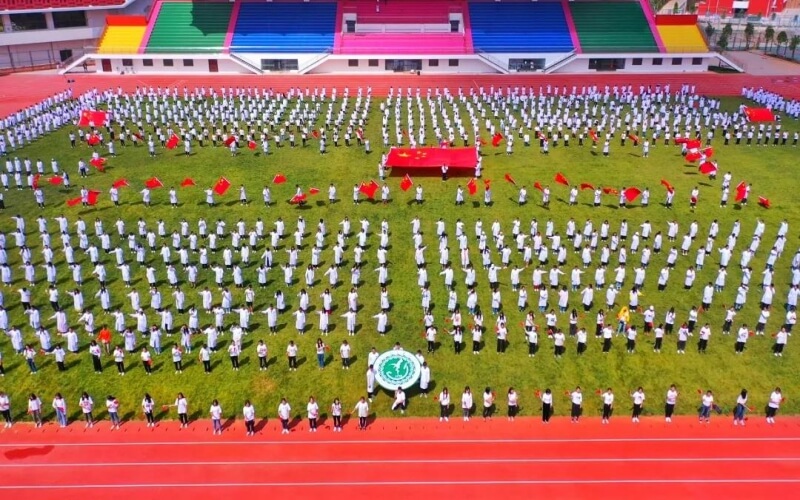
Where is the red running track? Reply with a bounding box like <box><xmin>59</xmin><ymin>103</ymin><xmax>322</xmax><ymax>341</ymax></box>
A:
<box><xmin>1</xmin><ymin>416</ymin><xmax>800</xmax><ymax>499</ymax></box>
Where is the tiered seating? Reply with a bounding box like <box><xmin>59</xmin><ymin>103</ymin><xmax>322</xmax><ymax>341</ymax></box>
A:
<box><xmin>231</xmin><ymin>2</ymin><xmax>337</xmax><ymax>53</ymax></box>
<box><xmin>337</xmin><ymin>0</ymin><xmax>468</xmax><ymax>55</ymax></box>
<box><xmin>146</xmin><ymin>2</ymin><xmax>233</xmax><ymax>54</ymax></box>
<box><xmin>656</xmin><ymin>15</ymin><xmax>708</xmax><ymax>53</ymax></box>
<box><xmin>569</xmin><ymin>1</ymin><xmax>659</xmax><ymax>53</ymax></box>
<box><xmin>468</xmin><ymin>2</ymin><xmax>573</xmax><ymax>53</ymax></box>
<box><xmin>0</xmin><ymin>0</ymin><xmax>124</xmax><ymax>9</ymax></box>
<box><xmin>97</xmin><ymin>16</ymin><xmax>147</xmax><ymax>54</ymax></box>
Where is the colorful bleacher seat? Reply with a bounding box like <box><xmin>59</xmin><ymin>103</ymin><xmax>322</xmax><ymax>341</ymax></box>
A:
<box><xmin>146</xmin><ymin>2</ymin><xmax>233</xmax><ymax>54</ymax></box>
<box><xmin>231</xmin><ymin>2</ymin><xmax>337</xmax><ymax>53</ymax></box>
<box><xmin>569</xmin><ymin>1</ymin><xmax>659</xmax><ymax>53</ymax></box>
<box><xmin>468</xmin><ymin>1</ymin><xmax>574</xmax><ymax>53</ymax></box>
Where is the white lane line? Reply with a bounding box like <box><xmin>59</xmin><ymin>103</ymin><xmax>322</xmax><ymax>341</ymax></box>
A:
<box><xmin>1</xmin><ymin>457</ymin><xmax>799</xmax><ymax>468</ymax></box>
<box><xmin>1</xmin><ymin>479</ymin><xmax>800</xmax><ymax>490</ymax></box>
<box><xmin>1</xmin><ymin>437</ymin><xmax>799</xmax><ymax>447</ymax></box>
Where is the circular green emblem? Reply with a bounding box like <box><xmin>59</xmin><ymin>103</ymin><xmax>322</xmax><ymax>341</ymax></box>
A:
<box><xmin>373</xmin><ymin>350</ymin><xmax>422</xmax><ymax>390</ymax></box>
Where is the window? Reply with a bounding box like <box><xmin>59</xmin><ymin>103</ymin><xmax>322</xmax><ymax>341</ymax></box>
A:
<box><xmin>448</xmin><ymin>59</ymin><xmax>459</xmax><ymax>67</ymax></box>
<box><xmin>9</xmin><ymin>13</ymin><xmax>47</xmax><ymax>31</ymax></box>
<box><xmin>143</xmin><ymin>59</ymin><xmax>154</xmax><ymax>67</ymax></box>
<box><xmin>261</xmin><ymin>59</ymin><xmax>299</xmax><ymax>71</ymax></box>
<box><xmin>348</xmin><ymin>59</ymin><xmax>359</xmax><ymax>67</ymax></box>
<box><xmin>672</xmin><ymin>57</ymin><xmax>683</xmax><ymax>65</ymax></box>
<box><xmin>122</xmin><ymin>59</ymin><xmax>133</xmax><ymax>67</ymax></box>
<box><xmin>163</xmin><ymin>59</ymin><xmax>174</xmax><ymax>67</ymax></box>
<box><xmin>652</xmin><ymin>58</ymin><xmax>663</xmax><ymax>66</ymax></box>
<box><xmin>508</xmin><ymin>58</ymin><xmax>545</xmax><ymax>72</ymax></box>
<box><xmin>632</xmin><ymin>58</ymin><xmax>643</xmax><ymax>66</ymax></box>
<box><xmin>183</xmin><ymin>59</ymin><xmax>194</xmax><ymax>67</ymax></box>
<box><xmin>52</xmin><ymin>11</ymin><xmax>87</xmax><ymax>29</ymax></box>
<box><xmin>368</xmin><ymin>59</ymin><xmax>379</xmax><ymax>67</ymax></box>
<box><xmin>692</xmin><ymin>57</ymin><xmax>703</xmax><ymax>66</ymax></box>
<box><xmin>588</xmin><ymin>58</ymin><xmax>626</xmax><ymax>71</ymax></box>
<box><xmin>429</xmin><ymin>59</ymin><xmax>439</xmax><ymax>67</ymax></box>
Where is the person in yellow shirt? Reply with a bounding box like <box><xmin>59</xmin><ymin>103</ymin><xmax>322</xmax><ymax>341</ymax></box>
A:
<box><xmin>616</xmin><ymin>306</ymin><xmax>630</xmax><ymax>336</ymax></box>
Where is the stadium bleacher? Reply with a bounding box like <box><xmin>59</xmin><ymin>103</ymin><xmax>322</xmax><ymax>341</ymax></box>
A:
<box><xmin>569</xmin><ymin>1</ymin><xmax>659</xmax><ymax>53</ymax></box>
<box><xmin>468</xmin><ymin>1</ymin><xmax>574</xmax><ymax>53</ymax></box>
<box><xmin>230</xmin><ymin>2</ymin><xmax>337</xmax><ymax>53</ymax></box>
<box><xmin>146</xmin><ymin>2</ymin><xmax>233</xmax><ymax>54</ymax></box>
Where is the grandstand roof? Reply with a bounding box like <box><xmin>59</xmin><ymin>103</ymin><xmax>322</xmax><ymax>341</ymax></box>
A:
<box><xmin>0</xmin><ymin>0</ymin><xmax>128</xmax><ymax>13</ymax></box>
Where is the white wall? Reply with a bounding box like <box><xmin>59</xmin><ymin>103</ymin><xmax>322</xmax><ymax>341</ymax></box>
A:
<box><xmin>0</xmin><ymin>38</ymin><xmax>93</xmax><ymax>68</ymax></box>
<box><xmin>555</xmin><ymin>55</ymin><xmax>713</xmax><ymax>74</ymax></box>
<box><xmin>98</xmin><ymin>56</ymin><xmax>246</xmax><ymax>74</ymax></box>
<box><xmin>309</xmin><ymin>56</ymin><xmax>496</xmax><ymax>74</ymax></box>
<box><xmin>233</xmin><ymin>52</ymin><xmax>321</xmax><ymax>70</ymax></box>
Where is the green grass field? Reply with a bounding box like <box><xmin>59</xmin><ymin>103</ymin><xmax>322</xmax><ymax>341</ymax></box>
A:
<box><xmin>0</xmin><ymin>93</ymin><xmax>799</xmax><ymax>425</ymax></box>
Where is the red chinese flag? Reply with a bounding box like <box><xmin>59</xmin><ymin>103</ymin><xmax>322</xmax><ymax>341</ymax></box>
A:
<box><xmin>145</xmin><ymin>177</ymin><xmax>164</xmax><ymax>189</ymax></box>
<box><xmin>166</xmin><ymin>134</ymin><xmax>179</xmax><ymax>149</ymax></box>
<box><xmin>248</xmin><ymin>140</ymin><xmax>257</xmax><ymax>150</ymax></box>
<box><xmin>628</xmin><ymin>134</ymin><xmax>639</xmax><ymax>142</ymax></box>
<box><xmin>66</xmin><ymin>197</ymin><xmax>82</xmax><ymax>207</ymax></box>
<box><xmin>48</xmin><ymin>176</ymin><xmax>64</xmax><ymax>186</ymax></box>
<box><xmin>87</xmin><ymin>135</ymin><xmax>101</xmax><ymax>146</ymax></box>
<box><xmin>87</xmin><ymin>190</ymin><xmax>101</xmax><ymax>206</ymax></box>
<box><xmin>660</xmin><ymin>179</ymin><xmax>674</xmax><ymax>192</ymax></box>
<box><xmin>273</xmin><ymin>173</ymin><xmax>287</xmax><ymax>185</ymax></box>
<box><xmin>702</xmin><ymin>147</ymin><xmax>714</xmax><ymax>158</ymax></box>
<box><xmin>504</xmin><ymin>173</ymin><xmax>517</xmax><ymax>186</ymax></box>
<box><xmin>533</xmin><ymin>181</ymin><xmax>543</xmax><ymax>192</ymax></box>
<box><xmin>686</xmin><ymin>139</ymin><xmax>701</xmax><ymax>150</ymax></box>
<box><xmin>312</xmin><ymin>130</ymin><xmax>320</xmax><ymax>139</ymax></box>
<box><xmin>554</xmin><ymin>172</ymin><xmax>569</xmax><ymax>186</ymax></box>
<box><xmin>685</xmin><ymin>151</ymin><xmax>702</xmax><ymax>162</ymax></box>
<box><xmin>623</xmin><ymin>187</ymin><xmax>642</xmax><ymax>203</ymax></box>
<box><xmin>180</xmin><ymin>177</ymin><xmax>196</xmax><ymax>187</ymax></box>
<box><xmin>79</xmin><ymin>110</ymin><xmax>107</xmax><ymax>127</ymax></box>
<box><xmin>491</xmin><ymin>133</ymin><xmax>503</xmax><ymax>147</ymax></box>
<box><xmin>32</xmin><ymin>174</ymin><xmax>41</xmax><ymax>190</ymax></box>
<box><xmin>467</xmin><ymin>178</ymin><xmax>478</xmax><ymax>196</ymax></box>
<box><xmin>224</xmin><ymin>136</ymin><xmax>237</xmax><ymax>147</ymax></box>
<box><xmin>589</xmin><ymin>130</ymin><xmax>599</xmax><ymax>143</ymax></box>
<box><xmin>603</xmin><ymin>187</ymin><xmax>619</xmax><ymax>195</ymax></box>
<box><xmin>758</xmin><ymin>196</ymin><xmax>771</xmax><ymax>208</ymax></box>
<box><xmin>290</xmin><ymin>193</ymin><xmax>307</xmax><ymax>204</ymax></box>
<box><xmin>479</xmin><ymin>137</ymin><xmax>488</xmax><ymax>146</ymax></box>
<box><xmin>213</xmin><ymin>177</ymin><xmax>232</xmax><ymax>196</ymax></box>
<box><xmin>580</xmin><ymin>183</ymin><xmax>594</xmax><ymax>191</ymax></box>
<box><xmin>400</xmin><ymin>174</ymin><xmax>413</xmax><ymax>192</ymax></box>
<box><xmin>112</xmin><ymin>179</ymin><xmax>129</xmax><ymax>189</ymax></box>
<box><xmin>359</xmin><ymin>180</ymin><xmax>379</xmax><ymax>199</ymax></box>
<box><xmin>134</xmin><ymin>132</ymin><xmax>143</xmax><ymax>141</ymax></box>
<box><xmin>735</xmin><ymin>181</ymin><xmax>747</xmax><ymax>202</ymax></box>
<box><xmin>90</xmin><ymin>158</ymin><xmax>106</xmax><ymax>171</ymax></box>
<box><xmin>674</xmin><ymin>137</ymin><xmax>688</xmax><ymax>145</ymax></box>
<box><xmin>699</xmin><ymin>161</ymin><xmax>717</xmax><ymax>175</ymax></box>
<box><xmin>309</xmin><ymin>187</ymin><xmax>320</xmax><ymax>195</ymax></box>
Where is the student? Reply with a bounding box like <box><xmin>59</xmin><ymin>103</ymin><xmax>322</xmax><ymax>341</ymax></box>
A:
<box><xmin>461</xmin><ymin>386</ymin><xmax>473</xmax><ymax>421</ymax></box>
<box><xmin>210</xmin><ymin>399</ymin><xmax>223</xmax><ymax>435</ymax></box>
<box><xmin>631</xmin><ymin>387</ymin><xmax>645</xmax><ymax>423</ymax></box>
<box><xmin>353</xmin><ymin>396</ymin><xmax>369</xmax><ymax>430</ymax></box>
<box><xmin>507</xmin><ymin>387</ymin><xmax>519</xmax><ymax>422</ymax></box>
<box><xmin>243</xmin><ymin>400</ymin><xmax>256</xmax><ymax>436</ymax></box>
<box><xmin>287</xmin><ymin>341</ymin><xmax>299</xmax><ymax>371</ymax></box>
<box><xmin>106</xmin><ymin>395</ymin><xmax>121</xmax><ymax>429</ymax></box>
<box><xmin>306</xmin><ymin>396</ymin><xmax>319</xmax><ymax>432</ymax></box>
<box><xmin>570</xmin><ymin>386</ymin><xmax>583</xmax><ymax>423</ymax></box>
<box><xmin>28</xmin><ymin>394</ymin><xmax>43</xmax><ymax>428</ymax></box>
<box><xmin>315</xmin><ymin>338</ymin><xmax>326</xmax><ymax>369</ymax></box>
<box><xmin>540</xmin><ymin>389</ymin><xmax>553</xmax><ymax>423</ymax></box>
<box><xmin>766</xmin><ymin>387</ymin><xmax>782</xmax><ymax>424</ymax></box>
<box><xmin>0</xmin><ymin>392</ymin><xmax>10</xmax><ymax>428</ymax></box>
<box><xmin>278</xmin><ymin>398</ymin><xmax>292</xmax><ymax>434</ymax></box>
<box><xmin>79</xmin><ymin>392</ymin><xmax>94</xmax><ymax>428</ymax></box>
<box><xmin>699</xmin><ymin>390</ymin><xmax>714</xmax><ymax>423</ymax></box>
<box><xmin>601</xmin><ymin>388</ymin><xmax>614</xmax><ymax>424</ymax></box>
<box><xmin>173</xmin><ymin>393</ymin><xmax>189</xmax><ymax>428</ymax></box>
<box><xmin>664</xmin><ymin>385</ymin><xmax>678</xmax><ymax>423</ymax></box>
<box><xmin>438</xmin><ymin>387</ymin><xmax>451</xmax><ymax>422</ymax></box>
<box><xmin>392</xmin><ymin>387</ymin><xmax>407</xmax><ymax>415</ymax></box>
<box><xmin>331</xmin><ymin>398</ymin><xmax>343</xmax><ymax>432</ymax></box>
<box><xmin>482</xmin><ymin>387</ymin><xmax>494</xmax><ymax>420</ymax></box>
<box><xmin>142</xmin><ymin>393</ymin><xmax>156</xmax><ymax>428</ymax></box>
<box><xmin>733</xmin><ymin>389</ymin><xmax>748</xmax><ymax>426</ymax></box>
<box><xmin>257</xmin><ymin>340</ymin><xmax>269</xmax><ymax>370</ymax></box>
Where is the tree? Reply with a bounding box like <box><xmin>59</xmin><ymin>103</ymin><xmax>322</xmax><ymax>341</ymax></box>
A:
<box><xmin>705</xmin><ymin>23</ymin><xmax>716</xmax><ymax>42</ymax></box>
<box><xmin>764</xmin><ymin>26</ymin><xmax>775</xmax><ymax>52</ymax></box>
<box><xmin>722</xmin><ymin>23</ymin><xmax>733</xmax><ymax>39</ymax></box>
<box><xmin>790</xmin><ymin>35</ymin><xmax>800</xmax><ymax>59</ymax></box>
<box><xmin>776</xmin><ymin>31</ymin><xmax>788</xmax><ymax>55</ymax></box>
<box><xmin>717</xmin><ymin>34</ymin><xmax>729</xmax><ymax>52</ymax></box>
<box><xmin>744</xmin><ymin>22</ymin><xmax>755</xmax><ymax>49</ymax></box>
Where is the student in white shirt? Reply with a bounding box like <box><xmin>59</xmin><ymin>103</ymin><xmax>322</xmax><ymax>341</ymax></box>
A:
<box><xmin>79</xmin><ymin>392</ymin><xmax>94</xmax><ymax>428</ymax></box>
<box><xmin>106</xmin><ymin>396</ymin><xmax>121</xmax><ymax>429</ymax></box>
<box><xmin>631</xmin><ymin>387</ymin><xmax>645</xmax><ymax>423</ymax></box>
<box><xmin>699</xmin><ymin>390</ymin><xmax>714</xmax><ymax>423</ymax></box>
<box><xmin>733</xmin><ymin>389</ymin><xmax>748</xmax><ymax>426</ymax></box>
<box><xmin>392</xmin><ymin>388</ymin><xmax>407</xmax><ymax>415</ymax></box>
<box><xmin>570</xmin><ymin>387</ymin><xmax>583</xmax><ymax>423</ymax></box>
<box><xmin>664</xmin><ymin>385</ymin><xmax>678</xmax><ymax>422</ymax></box>
<box><xmin>331</xmin><ymin>398</ymin><xmax>343</xmax><ymax>432</ymax></box>
<box><xmin>482</xmin><ymin>387</ymin><xmax>495</xmax><ymax>420</ymax></box>
<box><xmin>142</xmin><ymin>393</ymin><xmax>156</xmax><ymax>428</ymax></box>
<box><xmin>353</xmin><ymin>397</ymin><xmax>369</xmax><ymax>430</ymax></box>
<box><xmin>306</xmin><ymin>396</ymin><xmax>320</xmax><ymax>432</ymax></box>
<box><xmin>0</xmin><ymin>391</ymin><xmax>11</xmax><ymax>428</ymax></box>
<box><xmin>278</xmin><ymin>398</ymin><xmax>292</xmax><ymax>434</ymax></box>
<box><xmin>438</xmin><ymin>387</ymin><xmax>451</xmax><ymax>422</ymax></box>
<box><xmin>28</xmin><ymin>393</ymin><xmax>43</xmax><ymax>427</ymax></box>
<box><xmin>171</xmin><ymin>393</ymin><xmax>189</xmax><ymax>428</ymax></box>
<box><xmin>243</xmin><ymin>400</ymin><xmax>256</xmax><ymax>436</ymax></box>
<box><xmin>506</xmin><ymin>388</ymin><xmax>519</xmax><ymax>421</ymax></box>
<box><xmin>540</xmin><ymin>388</ymin><xmax>553</xmax><ymax>423</ymax></box>
<box><xmin>766</xmin><ymin>388</ymin><xmax>782</xmax><ymax>424</ymax></box>
<box><xmin>210</xmin><ymin>399</ymin><xmax>223</xmax><ymax>434</ymax></box>
<box><xmin>461</xmin><ymin>386</ymin><xmax>473</xmax><ymax>421</ymax></box>
<box><xmin>601</xmin><ymin>388</ymin><xmax>614</xmax><ymax>424</ymax></box>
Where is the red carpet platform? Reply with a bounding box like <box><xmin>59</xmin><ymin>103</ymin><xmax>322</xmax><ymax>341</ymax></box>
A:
<box><xmin>386</xmin><ymin>147</ymin><xmax>478</xmax><ymax>169</ymax></box>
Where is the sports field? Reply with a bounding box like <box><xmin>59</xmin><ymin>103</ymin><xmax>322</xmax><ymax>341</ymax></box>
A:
<box><xmin>0</xmin><ymin>89</ymin><xmax>798</xmax><ymax>425</ymax></box>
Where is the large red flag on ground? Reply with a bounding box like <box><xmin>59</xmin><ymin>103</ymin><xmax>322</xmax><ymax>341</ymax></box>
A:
<box><xmin>224</xmin><ymin>136</ymin><xmax>237</xmax><ymax>147</ymax></box>
<box><xmin>554</xmin><ymin>172</ymin><xmax>569</xmax><ymax>186</ymax></box>
<box><xmin>166</xmin><ymin>134</ymin><xmax>179</xmax><ymax>149</ymax></box>
<box><xmin>467</xmin><ymin>178</ymin><xmax>478</xmax><ymax>195</ymax></box>
<box><xmin>145</xmin><ymin>177</ymin><xmax>164</xmax><ymax>189</ymax></box>
<box><xmin>213</xmin><ymin>177</ymin><xmax>231</xmax><ymax>196</ymax></box>
<box><xmin>699</xmin><ymin>161</ymin><xmax>717</xmax><ymax>175</ymax></box>
<box><xmin>87</xmin><ymin>134</ymin><xmax>101</xmax><ymax>146</ymax></box>
<box><xmin>504</xmin><ymin>173</ymin><xmax>517</xmax><ymax>186</ymax></box>
<box><xmin>273</xmin><ymin>173</ymin><xmax>287</xmax><ymax>184</ymax></box>
<box><xmin>533</xmin><ymin>181</ymin><xmax>544</xmax><ymax>192</ymax></box>
<box><xmin>359</xmin><ymin>180</ymin><xmax>379</xmax><ymax>199</ymax></box>
<box><xmin>735</xmin><ymin>181</ymin><xmax>747</xmax><ymax>202</ymax></box>
<box><xmin>309</xmin><ymin>187</ymin><xmax>320</xmax><ymax>195</ymax></box>
<box><xmin>48</xmin><ymin>176</ymin><xmax>64</xmax><ymax>186</ymax></box>
<box><xmin>580</xmin><ymin>183</ymin><xmax>594</xmax><ymax>191</ymax></box>
<box><xmin>491</xmin><ymin>133</ymin><xmax>503</xmax><ymax>147</ymax></box>
<box><xmin>660</xmin><ymin>179</ymin><xmax>674</xmax><ymax>192</ymax></box>
<box><xmin>112</xmin><ymin>179</ymin><xmax>129</xmax><ymax>189</ymax></box>
<box><xmin>90</xmin><ymin>157</ymin><xmax>106</xmax><ymax>171</ymax></box>
<box><xmin>623</xmin><ymin>187</ymin><xmax>642</xmax><ymax>203</ymax></box>
<box><xmin>400</xmin><ymin>174</ymin><xmax>413</xmax><ymax>192</ymax></box>
<box><xmin>180</xmin><ymin>178</ymin><xmax>196</xmax><ymax>187</ymax></box>
<box><xmin>758</xmin><ymin>196</ymin><xmax>771</xmax><ymax>208</ymax></box>
<box><xmin>290</xmin><ymin>193</ymin><xmax>307</xmax><ymax>204</ymax></box>
<box><xmin>78</xmin><ymin>110</ymin><xmax>107</xmax><ymax>127</ymax></box>
<box><xmin>32</xmin><ymin>174</ymin><xmax>41</xmax><ymax>190</ymax></box>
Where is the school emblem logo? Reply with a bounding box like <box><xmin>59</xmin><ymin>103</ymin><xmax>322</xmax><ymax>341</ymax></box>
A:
<box><xmin>373</xmin><ymin>350</ymin><xmax>422</xmax><ymax>390</ymax></box>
